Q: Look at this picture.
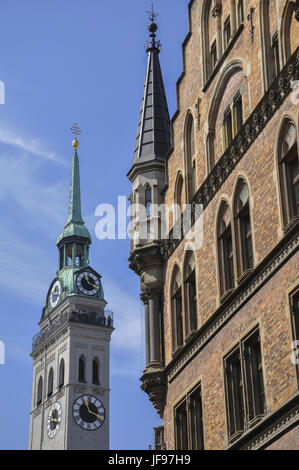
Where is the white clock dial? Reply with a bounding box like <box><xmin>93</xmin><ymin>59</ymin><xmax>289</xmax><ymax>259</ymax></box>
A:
<box><xmin>50</xmin><ymin>280</ymin><xmax>62</xmax><ymax>308</ymax></box>
<box><xmin>77</xmin><ymin>272</ymin><xmax>100</xmax><ymax>296</ymax></box>
<box><xmin>72</xmin><ymin>395</ymin><xmax>105</xmax><ymax>431</ymax></box>
<box><xmin>47</xmin><ymin>402</ymin><xmax>62</xmax><ymax>439</ymax></box>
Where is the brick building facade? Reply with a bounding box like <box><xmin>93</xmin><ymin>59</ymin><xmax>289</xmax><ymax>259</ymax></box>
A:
<box><xmin>128</xmin><ymin>0</ymin><xmax>299</xmax><ymax>450</ymax></box>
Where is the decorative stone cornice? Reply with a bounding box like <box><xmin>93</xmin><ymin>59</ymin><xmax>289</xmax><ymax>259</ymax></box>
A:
<box><xmin>162</xmin><ymin>47</ymin><xmax>299</xmax><ymax>261</ymax></box>
<box><xmin>166</xmin><ymin>223</ymin><xmax>299</xmax><ymax>382</ymax></box>
<box><xmin>140</xmin><ymin>370</ymin><xmax>167</xmax><ymax>418</ymax></box>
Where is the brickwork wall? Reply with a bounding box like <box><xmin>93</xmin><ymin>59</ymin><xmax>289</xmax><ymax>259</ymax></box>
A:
<box><xmin>162</xmin><ymin>0</ymin><xmax>299</xmax><ymax>450</ymax></box>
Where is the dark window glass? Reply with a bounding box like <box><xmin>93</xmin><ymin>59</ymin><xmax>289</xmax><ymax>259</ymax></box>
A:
<box><xmin>59</xmin><ymin>359</ymin><xmax>65</xmax><ymax>389</ymax></box>
<box><xmin>225</xmin><ymin>350</ymin><xmax>244</xmax><ymax>437</ymax></box>
<box><xmin>37</xmin><ymin>377</ymin><xmax>43</xmax><ymax>407</ymax></box>
<box><xmin>271</xmin><ymin>32</ymin><xmax>280</xmax><ymax>79</ymax></box>
<box><xmin>173</xmin><ymin>288</ymin><xmax>183</xmax><ymax>348</ymax></box>
<box><xmin>224</xmin><ymin>108</ymin><xmax>233</xmax><ymax>149</ymax></box>
<box><xmin>237</xmin><ymin>0</ymin><xmax>244</xmax><ymax>26</ymax></box>
<box><xmin>211</xmin><ymin>41</ymin><xmax>217</xmax><ymax>70</ymax></box>
<box><xmin>189</xmin><ymin>387</ymin><xmax>204</xmax><ymax>450</ymax></box>
<box><xmin>224</xmin><ymin>17</ymin><xmax>231</xmax><ymax>49</ymax></box>
<box><xmin>234</xmin><ymin>94</ymin><xmax>243</xmax><ymax>136</ymax></box>
<box><xmin>243</xmin><ymin>333</ymin><xmax>265</xmax><ymax>421</ymax></box>
<box><xmin>92</xmin><ymin>358</ymin><xmax>100</xmax><ymax>385</ymax></box>
<box><xmin>175</xmin><ymin>401</ymin><xmax>188</xmax><ymax>450</ymax></box>
<box><xmin>186</xmin><ymin>270</ymin><xmax>197</xmax><ymax>333</ymax></box>
<box><xmin>47</xmin><ymin>368</ymin><xmax>53</xmax><ymax>398</ymax></box>
<box><xmin>79</xmin><ymin>356</ymin><xmax>86</xmax><ymax>383</ymax></box>
<box><xmin>145</xmin><ymin>187</ymin><xmax>152</xmax><ymax>217</ymax></box>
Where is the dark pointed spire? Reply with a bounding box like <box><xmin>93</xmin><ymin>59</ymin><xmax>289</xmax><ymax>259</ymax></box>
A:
<box><xmin>131</xmin><ymin>9</ymin><xmax>170</xmax><ymax>167</ymax></box>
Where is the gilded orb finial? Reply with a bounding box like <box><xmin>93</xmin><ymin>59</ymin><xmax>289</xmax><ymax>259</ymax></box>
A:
<box><xmin>70</xmin><ymin>123</ymin><xmax>82</xmax><ymax>150</ymax></box>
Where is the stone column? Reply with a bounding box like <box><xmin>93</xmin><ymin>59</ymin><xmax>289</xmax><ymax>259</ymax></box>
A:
<box><xmin>140</xmin><ymin>291</ymin><xmax>151</xmax><ymax>367</ymax></box>
<box><xmin>230</xmin><ymin>0</ymin><xmax>237</xmax><ymax>35</ymax></box>
<box><xmin>212</xmin><ymin>5</ymin><xmax>223</xmax><ymax>60</ymax></box>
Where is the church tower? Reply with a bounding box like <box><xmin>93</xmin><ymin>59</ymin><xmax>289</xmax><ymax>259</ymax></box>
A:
<box><xmin>128</xmin><ymin>11</ymin><xmax>170</xmax><ymax>417</ymax></box>
<box><xmin>29</xmin><ymin>127</ymin><xmax>114</xmax><ymax>450</ymax></box>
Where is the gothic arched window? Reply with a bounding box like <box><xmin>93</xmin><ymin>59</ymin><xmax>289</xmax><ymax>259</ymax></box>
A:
<box><xmin>78</xmin><ymin>355</ymin><xmax>86</xmax><ymax>383</ymax></box>
<box><xmin>145</xmin><ymin>185</ymin><xmax>152</xmax><ymax>218</ymax></box>
<box><xmin>174</xmin><ymin>172</ymin><xmax>184</xmax><ymax>223</ymax></box>
<box><xmin>59</xmin><ymin>359</ymin><xmax>65</xmax><ymax>389</ymax></box>
<box><xmin>171</xmin><ymin>266</ymin><xmax>184</xmax><ymax>352</ymax></box>
<box><xmin>37</xmin><ymin>377</ymin><xmax>43</xmax><ymax>407</ymax></box>
<box><xmin>281</xmin><ymin>1</ymin><xmax>299</xmax><ymax>65</ymax></box>
<box><xmin>47</xmin><ymin>368</ymin><xmax>54</xmax><ymax>398</ymax></box>
<box><xmin>183</xmin><ymin>252</ymin><xmax>197</xmax><ymax>337</ymax></box>
<box><xmin>185</xmin><ymin>114</ymin><xmax>196</xmax><ymax>202</ymax></box>
<box><xmin>260</xmin><ymin>0</ymin><xmax>280</xmax><ymax>90</ymax></box>
<box><xmin>217</xmin><ymin>202</ymin><xmax>235</xmax><ymax>297</ymax></box>
<box><xmin>92</xmin><ymin>357</ymin><xmax>100</xmax><ymax>385</ymax></box>
<box><xmin>278</xmin><ymin>120</ymin><xmax>299</xmax><ymax>227</ymax></box>
<box><xmin>234</xmin><ymin>180</ymin><xmax>254</xmax><ymax>278</ymax></box>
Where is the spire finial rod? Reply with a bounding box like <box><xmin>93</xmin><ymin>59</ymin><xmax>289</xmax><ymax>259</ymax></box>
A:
<box><xmin>145</xmin><ymin>4</ymin><xmax>161</xmax><ymax>52</ymax></box>
<box><xmin>70</xmin><ymin>122</ymin><xmax>82</xmax><ymax>150</ymax></box>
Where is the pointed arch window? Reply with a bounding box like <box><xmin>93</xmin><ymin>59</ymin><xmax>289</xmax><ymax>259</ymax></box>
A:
<box><xmin>278</xmin><ymin>120</ymin><xmax>299</xmax><ymax>227</ymax></box>
<box><xmin>171</xmin><ymin>267</ymin><xmax>183</xmax><ymax>352</ymax></box>
<box><xmin>145</xmin><ymin>185</ymin><xmax>152</xmax><ymax>218</ymax></box>
<box><xmin>59</xmin><ymin>359</ymin><xmax>65</xmax><ymax>389</ymax></box>
<box><xmin>237</xmin><ymin>0</ymin><xmax>244</xmax><ymax>27</ymax></box>
<box><xmin>37</xmin><ymin>377</ymin><xmax>43</xmax><ymax>407</ymax></box>
<box><xmin>92</xmin><ymin>357</ymin><xmax>100</xmax><ymax>385</ymax></box>
<box><xmin>78</xmin><ymin>355</ymin><xmax>86</xmax><ymax>383</ymax></box>
<box><xmin>185</xmin><ymin>114</ymin><xmax>196</xmax><ymax>201</ymax></box>
<box><xmin>234</xmin><ymin>180</ymin><xmax>254</xmax><ymax>278</ymax></box>
<box><xmin>47</xmin><ymin>368</ymin><xmax>54</xmax><ymax>398</ymax></box>
<box><xmin>183</xmin><ymin>253</ymin><xmax>197</xmax><ymax>337</ymax></box>
<box><xmin>218</xmin><ymin>203</ymin><xmax>235</xmax><ymax>297</ymax></box>
<box><xmin>174</xmin><ymin>173</ymin><xmax>184</xmax><ymax>223</ymax></box>
<box><xmin>260</xmin><ymin>1</ymin><xmax>280</xmax><ymax>90</ymax></box>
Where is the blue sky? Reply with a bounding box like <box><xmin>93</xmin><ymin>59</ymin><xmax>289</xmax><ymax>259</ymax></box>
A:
<box><xmin>0</xmin><ymin>0</ymin><xmax>189</xmax><ymax>450</ymax></box>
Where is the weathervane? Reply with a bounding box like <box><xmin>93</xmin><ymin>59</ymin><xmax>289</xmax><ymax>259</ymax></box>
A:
<box><xmin>70</xmin><ymin>123</ymin><xmax>82</xmax><ymax>150</ymax></box>
<box><xmin>145</xmin><ymin>4</ymin><xmax>161</xmax><ymax>52</ymax></box>
<box><xmin>147</xmin><ymin>3</ymin><xmax>158</xmax><ymax>23</ymax></box>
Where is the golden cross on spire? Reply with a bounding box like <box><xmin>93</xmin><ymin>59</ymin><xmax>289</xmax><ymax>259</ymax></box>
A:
<box><xmin>70</xmin><ymin>123</ymin><xmax>81</xmax><ymax>150</ymax></box>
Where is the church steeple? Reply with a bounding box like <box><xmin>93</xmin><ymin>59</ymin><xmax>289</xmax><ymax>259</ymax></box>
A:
<box><xmin>57</xmin><ymin>124</ymin><xmax>91</xmax><ymax>247</ymax></box>
<box><xmin>130</xmin><ymin>10</ymin><xmax>170</xmax><ymax>169</ymax></box>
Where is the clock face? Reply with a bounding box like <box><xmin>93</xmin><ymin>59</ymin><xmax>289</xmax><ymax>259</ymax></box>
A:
<box><xmin>77</xmin><ymin>272</ymin><xmax>100</xmax><ymax>296</ymax></box>
<box><xmin>47</xmin><ymin>402</ymin><xmax>62</xmax><ymax>439</ymax></box>
<box><xmin>50</xmin><ymin>280</ymin><xmax>62</xmax><ymax>308</ymax></box>
<box><xmin>72</xmin><ymin>395</ymin><xmax>105</xmax><ymax>431</ymax></box>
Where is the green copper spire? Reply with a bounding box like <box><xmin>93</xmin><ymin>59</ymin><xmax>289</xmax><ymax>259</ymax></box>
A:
<box><xmin>66</xmin><ymin>149</ymin><xmax>84</xmax><ymax>226</ymax></box>
<box><xmin>57</xmin><ymin>135</ymin><xmax>91</xmax><ymax>245</ymax></box>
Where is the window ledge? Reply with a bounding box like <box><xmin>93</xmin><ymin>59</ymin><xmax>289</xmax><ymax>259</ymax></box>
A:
<box><xmin>237</xmin><ymin>268</ymin><xmax>254</xmax><ymax>285</ymax></box>
<box><xmin>228</xmin><ymin>430</ymin><xmax>244</xmax><ymax>444</ymax></box>
<box><xmin>219</xmin><ymin>288</ymin><xmax>235</xmax><ymax>304</ymax></box>
<box><xmin>247</xmin><ymin>414</ymin><xmax>265</xmax><ymax>429</ymax></box>
<box><xmin>203</xmin><ymin>24</ymin><xmax>244</xmax><ymax>93</ymax></box>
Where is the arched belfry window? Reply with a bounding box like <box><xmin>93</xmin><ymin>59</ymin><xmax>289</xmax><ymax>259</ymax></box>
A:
<box><xmin>92</xmin><ymin>357</ymin><xmax>100</xmax><ymax>385</ymax></box>
<box><xmin>278</xmin><ymin>120</ymin><xmax>299</xmax><ymax>227</ymax></box>
<box><xmin>217</xmin><ymin>202</ymin><xmax>235</xmax><ymax>297</ymax></box>
<box><xmin>234</xmin><ymin>180</ymin><xmax>254</xmax><ymax>278</ymax></box>
<box><xmin>59</xmin><ymin>359</ymin><xmax>65</xmax><ymax>389</ymax></box>
<box><xmin>185</xmin><ymin>114</ymin><xmax>196</xmax><ymax>202</ymax></box>
<box><xmin>171</xmin><ymin>266</ymin><xmax>183</xmax><ymax>352</ymax></box>
<box><xmin>37</xmin><ymin>377</ymin><xmax>43</xmax><ymax>407</ymax></box>
<box><xmin>78</xmin><ymin>355</ymin><xmax>86</xmax><ymax>383</ymax></box>
<box><xmin>47</xmin><ymin>368</ymin><xmax>54</xmax><ymax>398</ymax></box>
<box><xmin>183</xmin><ymin>252</ymin><xmax>197</xmax><ymax>337</ymax></box>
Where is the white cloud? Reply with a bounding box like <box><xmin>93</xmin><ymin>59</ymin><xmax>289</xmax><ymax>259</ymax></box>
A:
<box><xmin>0</xmin><ymin>128</ymin><xmax>64</xmax><ymax>164</ymax></box>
